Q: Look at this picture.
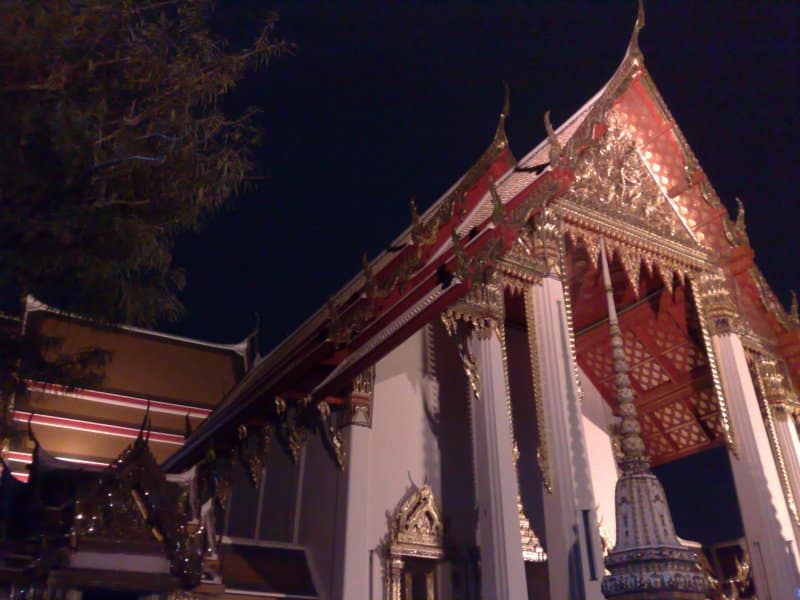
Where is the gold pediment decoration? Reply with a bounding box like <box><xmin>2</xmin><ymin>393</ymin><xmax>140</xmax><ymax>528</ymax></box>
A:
<box><xmin>565</xmin><ymin>110</ymin><xmax>695</xmax><ymax>246</ymax></box>
<box><xmin>388</xmin><ymin>483</ymin><xmax>444</xmax><ymax>560</ymax></box>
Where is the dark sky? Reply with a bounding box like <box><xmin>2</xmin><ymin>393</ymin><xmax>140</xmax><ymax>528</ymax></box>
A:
<box><xmin>169</xmin><ymin>1</ymin><xmax>798</xmax><ymax>351</ymax></box>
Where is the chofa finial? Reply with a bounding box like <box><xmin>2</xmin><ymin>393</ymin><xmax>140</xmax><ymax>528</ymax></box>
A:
<box><xmin>544</xmin><ymin>110</ymin><xmax>562</xmax><ymax>165</ymax></box>
<box><xmin>492</xmin><ymin>81</ymin><xmax>511</xmax><ymax>150</ymax></box>
<box><xmin>627</xmin><ymin>0</ymin><xmax>646</xmax><ymax>66</ymax></box>
<box><xmin>734</xmin><ymin>196</ymin><xmax>750</xmax><ymax>245</ymax></box>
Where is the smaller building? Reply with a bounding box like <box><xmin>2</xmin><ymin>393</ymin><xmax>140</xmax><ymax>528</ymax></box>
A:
<box><xmin>5</xmin><ymin>296</ymin><xmax>250</xmax><ymax>474</ymax></box>
<box><xmin>0</xmin><ymin>297</ymin><xmax>317</xmax><ymax>599</ymax></box>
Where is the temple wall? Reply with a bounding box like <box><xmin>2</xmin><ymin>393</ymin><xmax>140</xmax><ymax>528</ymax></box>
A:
<box><xmin>299</xmin><ymin>433</ymin><xmax>345</xmax><ymax>599</ymax></box>
<box><xmin>222</xmin><ymin>444</ymin><xmax>301</xmax><ymax>542</ymax></box>
<box><xmin>365</xmin><ymin>329</ymin><xmax>442</xmax><ymax>598</ymax></box>
<box><xmin>433</xmin><ymin>320</ymin><xmax>481</xmax><ymax>595</ymax></box>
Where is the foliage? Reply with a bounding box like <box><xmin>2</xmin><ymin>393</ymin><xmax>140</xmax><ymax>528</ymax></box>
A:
<box><xmin>0</xmin><ymin>0</ymin><xmax>290</xmax><ymax>438</ymax></box>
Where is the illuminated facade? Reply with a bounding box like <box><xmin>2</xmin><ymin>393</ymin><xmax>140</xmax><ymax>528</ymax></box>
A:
<box><xmin>166</xmin><ymin>8</ymin><xmax>799</xmax><ymax>599</ymax></box>
<box><xmin>3</xmin><ymin>6</ymin><xmax>800</xmax><ymax>600</ymax></box>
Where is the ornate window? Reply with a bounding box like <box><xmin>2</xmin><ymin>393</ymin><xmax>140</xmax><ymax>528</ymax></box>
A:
<box><xmin>384</xmin><ymin>483</ymin><xmax>445</xmax><ymax>600</ymax></box>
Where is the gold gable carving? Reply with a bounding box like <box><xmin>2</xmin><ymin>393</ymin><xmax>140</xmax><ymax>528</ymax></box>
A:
<box><xmin>388</xmin><ymin>483</ymin><xmax>445</xmax><ymax>561</ymax></box>
<box><xmin>566</xmin><ymin>110</ymin><xmax>694</xmax><ymax>245</ymax></box>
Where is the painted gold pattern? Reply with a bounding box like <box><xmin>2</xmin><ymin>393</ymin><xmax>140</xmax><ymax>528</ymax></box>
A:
<box><xmin>496</xmin><ymin>229</ymin><xmax>541</xmax><ymax>289</ymax></box>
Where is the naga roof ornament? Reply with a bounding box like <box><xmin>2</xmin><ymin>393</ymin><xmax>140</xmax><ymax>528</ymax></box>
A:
<box><xmin>627</xmin><ymin>0</ymin><xmax>646</xmax><ymax>67</ymax></box>
<box><xmin>544</xmin><ymin>110</ymin><xmax>562</xmax><ymax>166</ymax></box>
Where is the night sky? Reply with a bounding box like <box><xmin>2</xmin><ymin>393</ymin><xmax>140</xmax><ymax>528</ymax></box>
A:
<box><xmin>169</xmin><ymin>1</ymin><xmax>798</xmax><ymax>352</ymax></box>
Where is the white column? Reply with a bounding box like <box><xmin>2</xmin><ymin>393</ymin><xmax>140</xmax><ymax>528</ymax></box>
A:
<box><xmin>774</xmin><ymin>410</ymin><xmax>800</xmax><ymax>537</ymax></box>
<box><xmin>467</xmin><ymin>327</ymin><xmax>528</xmax><ymax>600</ymax></box>
<box><xmin>531</xmin><ymin>276</ymin><xmax>604</xmax><ymax>599</ymax></box>
<box><xmin>713</xmin><ymin>332</ymin><xmax>800</xmax><ymax>598</ymax></box>
<box><xmin>339</xmin><ymin>423</ymin><xmax>371</xmax><ymax>600</ymax></box>
<box><xmin>579</xmin><ymin>368</ymin><xmax>619</xmax><ymax>551</ymax></box>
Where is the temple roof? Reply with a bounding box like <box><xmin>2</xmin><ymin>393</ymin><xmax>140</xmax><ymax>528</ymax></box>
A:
<box><xmin>166</xmin><ymin>5</ymin><xmax>799</xmax><ymax>472</ymax></box>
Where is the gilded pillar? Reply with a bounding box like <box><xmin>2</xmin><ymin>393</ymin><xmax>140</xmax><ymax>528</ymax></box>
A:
<box><xmin>444</xmin><ymin>282</ymin><xmax>529</xmax><ymax>600</ymax></box>
<box><xmin>522</xmin><ymin>212</ymin><xmax>605</xmax><ymax>600</ymax></box>
<box><xmin>339</xmin><ymin>366</ymin><xmax>375</xmax><ymax>600</ymax></box>
<box><xmin>693</xmin><ymin>271</ymin><xmax>800</xmax><ymax>597</ymax></box>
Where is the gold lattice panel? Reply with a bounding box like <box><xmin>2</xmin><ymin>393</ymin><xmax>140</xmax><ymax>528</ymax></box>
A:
<box><xmin>582</xmin><ymin>341</ymin><xmax>614</xmax><ymax>381</ymax></box>
<box><xmin>664</xmin><ymin>344</ymin><xmax>706</xmax><ymax>373</ymax></box>
<box><xmin>629</xmin><ymin>359</ymin><xmax>671</xmax><ymax>391</ymax></box>
<box><xmin>622</xmin><ymin>330</ymin><xmax>649</xmax><ymax>366</ymax></box>
<box><xmin>700</xmin><ymin>412</ymin><xmax>723</xmax><ymax>438</ymax></box>
<box><xmin>652</xmin><ymin>402</ymin><xmax>694</xmax><ymax>430</ymax></box>
<box><xmin>688</xmin><ymin>389</ymin><xmax>716</xmax><ymax>416</ymax></box>
<box><xmin>666</xmin><ymin>421</ymin><xmax>708</xmax><ymax>449</ymax></box>
<box><xmin>646</xmin><ymin>315</ymin><xmax>686</xmax><ymax>351</ymax></box>
<box><xmin>639</xmin><ymin>414</ymin><xmax>660</xmax><ymax>437</ymax></box>
<box><xmin>644</xmin><ymin>433</ymin><xmax>674</xmax><ymax>458</ymax></box>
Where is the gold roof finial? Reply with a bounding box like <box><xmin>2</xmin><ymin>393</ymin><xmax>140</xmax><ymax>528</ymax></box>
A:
<box><xmin>492</xmin><ymin>80</ymin><xmax>511</xmax><ymax>151</ymax></box>
<box><xmin>790</xmin><ymin>290</ymin><xmax>799</xmax><ymax>326</ymax></box>
<box><xmin>409</xmin><ymin>197</ymin><xmax>421</xmax><ymax>228</ymax></box>
<box><xmin>544</xmin><ymin>110</ymin><xmax>562</xmax><ymax>165</ymax></box>
<box><xmin>734</xmin><ymin>196</ymin><xmax>750</xmax><ymax>245</ymax></box>
<box><xmin>627</xmin><ymin>0</ymin><xmax>646</xmax><ymax>67</ymax></box>
<box><xmin>361</xmin><ymin>253</ymin><xmax>377</xmax><ymax>300</ymax></box>
<box><xmin>488</xmin><ymin>176</ymin><xmax>505</xmax><ymax>227</ymax></box>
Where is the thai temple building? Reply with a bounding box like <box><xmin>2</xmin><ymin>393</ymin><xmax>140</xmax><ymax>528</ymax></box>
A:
<box><xmin>1</xmin><ymin>4</ymin><xmax>799</xmax><ymax>599</ymax></box>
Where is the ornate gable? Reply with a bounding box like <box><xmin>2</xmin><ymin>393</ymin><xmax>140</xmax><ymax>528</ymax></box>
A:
<box><xmin>73</xmin><ymin>432</ymin><xmax>204</xmax><ymax>586</ymax></box>
<box><xmin>564</xmin><ymin>109</ymin><xmax>696</xmax><ymax>246</ymax></box>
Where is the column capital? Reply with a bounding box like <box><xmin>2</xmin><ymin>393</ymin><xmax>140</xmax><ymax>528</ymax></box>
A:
<box><xmin>754</xmin><ymin>355</ymin><xmax>800</xmax><ymax>416</ymax></box>
<box><xmin>445</xmin><ymin>280</ymin><xmax>504</xmax><ymax>339</ymax></box>
<box><xmin>693</xmin><ymin>269</ymin><xmax>740</xmax><ymax>336</ymax></box>
<box><xmin>493</xmin><ymin>207</ymin><xmax>565</xmax><ymax>293</ymax></box>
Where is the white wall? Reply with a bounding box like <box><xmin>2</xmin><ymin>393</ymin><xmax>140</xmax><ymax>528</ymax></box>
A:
<box><xmin>298</xmin><ymin>432</ymin><xmax>345</xmax><ymax>599</ymax></box>
<box><xmin>366</xmin><ymin>330</ymin><xmax>442</xmax><ymax>597</ymax></box>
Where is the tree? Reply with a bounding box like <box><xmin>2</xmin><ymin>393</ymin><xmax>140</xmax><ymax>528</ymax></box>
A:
<box><xmin>0</xmin><ymin>0</ymin><xmax>290</xmax><ymax>438</ymax></box>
